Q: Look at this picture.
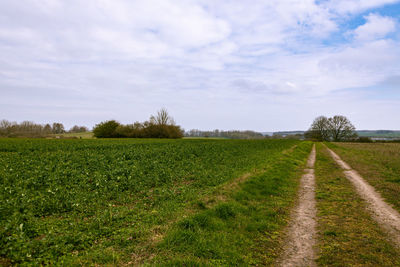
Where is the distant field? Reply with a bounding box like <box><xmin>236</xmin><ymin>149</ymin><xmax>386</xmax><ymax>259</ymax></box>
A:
<box><xmin>271</xmin><ymin>130</ymin><xmax>400</xmax><ymax>139</ymax></box>
<box><xmin>357</xmin><ymin>130</ymin><xmax>400</xmax><ymax>138</ymax></box>
<box><xmin>0</xmin><ymin>138</ymin><xmax>310</xmax><ymax>265</ymax></box>
<box><xmin>50</xmin><ymin>132</ymin><xmax>94</xmax><ymax>139</ymax></box>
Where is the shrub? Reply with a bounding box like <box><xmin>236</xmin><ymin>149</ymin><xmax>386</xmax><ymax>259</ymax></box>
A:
<box><xmin>92</xmin><ymin>120</ymin><xmax>120</xmax><ymax>138</ymax></box>
<box><xmin>94</xmin><ymin>109</ymin><xmax>183</xmax><ymax>139</ymax></box>
<box><xmin>356</xmin><ymin>137</ymin><xmax>373</xmax><ymax>143</ymax></box>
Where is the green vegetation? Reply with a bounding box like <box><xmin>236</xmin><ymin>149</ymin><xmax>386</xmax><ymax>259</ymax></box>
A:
<box><xmin>93</xmin><ymin>109</ymin><xmax>183</xmax><ymax>139</ymax></box>
<box><xmin>50</xmin><ymin>131</ymin><xmax>94</xmax><ymax>139</ymax></box>
<box><xmin>314</xmin><ymin>144</ymin><xmax>400</xmax><ymax>266</ymax></box>
<box><xmin>0</xmin><ymin>138</ymin><xmax>303</xmax><ymax>265</ymax></box>
<box><xmin>326</xmin><ymin>142</ymin><xmax>400</xmax><ymax>212</ymax></box>
<box><xmin>305</xmin><ymin>115</ymin><xmax>357</xmax><ymax>141</ymax></box>
<box><xmin>357</xmin><ymin>130</ymin><xmax>400</xmax><ymax>138</ymax></box>
<box><xmin>151</xmin><ymin>142</ymin><xmax>312</xmax><ymax>265</ymax></box>
<box><xmin>0</xmin><ymin>120</ymin><xmax>67</xmax><ymax>138</ymax></box>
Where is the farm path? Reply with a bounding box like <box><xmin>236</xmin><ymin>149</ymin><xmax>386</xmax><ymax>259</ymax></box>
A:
<box><xmin>326</xmin><ymin>146</ymin><xmax>400</xmax><ymax>247</ymax></box>
<box><xmin>278</xmin><ymin>144</ymin><xmax>317</xmax><ymax>267</ymax></box>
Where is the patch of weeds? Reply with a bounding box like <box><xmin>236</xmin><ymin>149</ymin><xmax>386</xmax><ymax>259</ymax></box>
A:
<box><xmin>196</xmin><ymin>201</ymin><xmax>207</xmax><ymax>210</ymax></box>
<box><xmin>323</xmin><ymin>231</ymin><xmax>337</xmax><ymax>237</ymax></box>
<box><xmin>214</xmin><ymin>203</ymin><xmax>236</xmax><ymax>220</ymax></box>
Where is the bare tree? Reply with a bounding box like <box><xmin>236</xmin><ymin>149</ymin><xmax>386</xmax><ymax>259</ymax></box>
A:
<box><xmin>328</xmin><ymin>115</ymin><xmax>357</xmax><ymax>141</ymax></box>
<box><xmin>52</xmin><ymin>123</ymin><xmax>65</xmax><ymax>134</ymax></box>
<box><xmin>150</xmin><ymin>108</ymin><xmax>175</xmax><ymax>125</ymax></box>
<box><xmin>0</xmin><ymin>120</ymin><xmax>13</xmax><ymax>136</ymax></box>
<box><xmin>43</xmin><ymin>124</ymin><xmax>52</xmax><ymax>134</ymax></box>
<box><xmin>69</xmin><ymin>125</ymin><xmax>89</xmax><ymax>133</ymax></box>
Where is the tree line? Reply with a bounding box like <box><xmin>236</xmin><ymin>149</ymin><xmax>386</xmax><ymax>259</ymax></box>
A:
<box><xmin>0</xmin><ymin>113</ymin><xmax>363</xmax><ymax>141</ymax></box>
<box><xmin>92</xmin><ymin>108</ymin><xmax>183</xmax><ymax>138</ymax></box>
<box><xmin>185</xmin><ymin>129</ymin><xmax>265</xmax><ymax>139</ymax></box>
<box><xmin>0</xmin><ymin>120</ymin><xmax>88</xmax><ymax>138</ymax></box>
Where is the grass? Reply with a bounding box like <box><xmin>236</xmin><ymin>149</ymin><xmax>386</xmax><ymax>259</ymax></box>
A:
<box><xmin>326</xmin><ymin>142</ymin><xmax>400</xmax><ymax>212</ymax></box>
<box><xmin>49</xmin><ymin>132</ymin><xmax>94</xmax><ymax>139</ymax></box>
<box><xmin>0</xmin><ymin>138</ymin><xmax>303</xmax><ymax>265</ymax></box>
<box><xmin>314</xmin><ymin>143</ymin><xmax>400</xmax><ymax>266</ymax></box>
<box><xmin>149</xmin><ymin>141</ymin><xmax>313</xmax><ymax>266</ymax></box>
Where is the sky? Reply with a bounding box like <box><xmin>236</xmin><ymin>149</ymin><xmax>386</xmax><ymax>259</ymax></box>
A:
<box><xmin>1</xmin><ymin>0</ymin><xmax>400</xmax><ymax>131</ymax></box>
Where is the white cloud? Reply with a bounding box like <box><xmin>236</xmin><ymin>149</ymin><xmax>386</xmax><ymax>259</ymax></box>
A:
<box><xmin>0</xmin><ymin>0</ymin><xmax>400</xmax><ymax>130</ymax></box>
<box><xmin>325</xmin><ymin>0</ymin><xmax>400</xmax><ymax>14</ymax></box>
<box><xmin>353</xmin><ymin>13</ymin><xmax>396</xmax><ymax>41</ymax></box>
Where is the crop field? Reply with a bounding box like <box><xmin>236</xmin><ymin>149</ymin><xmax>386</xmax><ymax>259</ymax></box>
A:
<box><xmin>0</xmin><ymin>138</ymin><xmax>312</xmax><ymax>265</ymax></box>
<box><xmin>2</xmin><ymin>139</ymin><xmax>400</xmax><ymax>266</ymax></box>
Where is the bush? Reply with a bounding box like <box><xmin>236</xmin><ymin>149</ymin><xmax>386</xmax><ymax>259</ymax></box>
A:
<box><xmin>92</xmin><ymin>120</ymin><xmax>120</xmax><ymax>138</ymax></box>
<box><xmin>356</xmin><ymin>137</ymin><xmax>373</xmax><ymax>143</ymax></box>
<box><xmin>93</xmin><ymin>109</ymin><xmax>184</xmax><ymax>139</ymax></box>
<box><xmin>144</xmin><ymin>124</ymin><xmax>183</xmax><ymax>139</ymax></box>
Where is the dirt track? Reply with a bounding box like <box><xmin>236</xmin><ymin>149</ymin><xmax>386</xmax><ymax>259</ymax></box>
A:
<box><xmin>278</xmin><ymin>145</ymin><xmax>317</xmax><ymax>267</ymax></box>
<box><xmin>326</xmin><ymin>147</ymin><xmax>400</xmax><ymax>247</ymax></box>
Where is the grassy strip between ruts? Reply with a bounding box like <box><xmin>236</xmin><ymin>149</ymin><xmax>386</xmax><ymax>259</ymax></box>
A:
<box><xmin>315</xmin><ymin>143</ymin><xmax>400</xmax><ymax>266</ymax></box>
<box><xmin>325</xmin><ymin>142</ymin><xmax>400</xmax><ymax>213</ymax></box>
<box><xmin>143</xmin><ymin>141</ymin><xmax>313</xmax><ymax>266</ymax></box>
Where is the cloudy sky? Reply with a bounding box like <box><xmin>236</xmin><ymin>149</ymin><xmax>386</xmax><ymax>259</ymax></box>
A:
<box><xmin>1</xmin><ymin>0</ymin><xmax>400</xmax><ymax>131</ymax></box>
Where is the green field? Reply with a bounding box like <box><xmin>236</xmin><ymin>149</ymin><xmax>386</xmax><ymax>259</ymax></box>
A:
<box><xmin>49</xmin><ymin>132</ymin><xmax>94</xmax><ymax>139</ymax></box>
<box><xmin>3</xmin><ymin>139</ymin><xmax>400</xmax><ymax>266</ymax></box>
<box><xmin>0</xmin><ymin>138</ymin><xmax>311</xmax><ymax>265</ymax></box>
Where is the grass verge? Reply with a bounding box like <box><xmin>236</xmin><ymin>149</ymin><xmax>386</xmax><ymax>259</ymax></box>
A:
<box><xmin>325</xmin><ymin>142</ymin><xmax>400</xmax><ymax>212</ymax></box>
<box><xmin>315</xmin><ymin>143</ymin><xmax>400</xmax><ymax>266</ymax></box>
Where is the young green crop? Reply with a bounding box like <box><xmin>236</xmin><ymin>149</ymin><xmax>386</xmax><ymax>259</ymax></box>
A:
<box><xmin>152</xmin><ymin>141</ymin><xmax>312</xmax><ymax>265</ymax></box>
<box><xmin>0</xmin><ymin>138</ymin><xmax>301</xmax><ymax>265</ymax></box>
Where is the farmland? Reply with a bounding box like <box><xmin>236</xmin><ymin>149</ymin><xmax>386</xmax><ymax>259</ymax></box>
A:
<box><xmin>0</xmin><ymin>138</ymin><xmax>310</xmax><ymax>265</ymax></box>
<box><xmin>2</xmin><ymin>139</ymin><xmax>400</xmax><ymax>266</ymax></box>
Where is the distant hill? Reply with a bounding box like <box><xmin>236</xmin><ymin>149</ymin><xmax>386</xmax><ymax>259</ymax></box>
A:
<box><xmin>272</xmin><ymin>131</ymin><xmax>305</xmax><ymax>136</ymax></box>
<box><xmin>261</xmin><ymin>132</ymin><xmax>274</xmax><ymax>136</ymax></box>
<box><xmin>270</xmin><ymin>130</ymin><xmax>400</xmax><ymax>139</ymax></box>
<box><xmin>357</xmin><ymin>130</ymin><xmax>400</xmax><ymax>138</ymax></box>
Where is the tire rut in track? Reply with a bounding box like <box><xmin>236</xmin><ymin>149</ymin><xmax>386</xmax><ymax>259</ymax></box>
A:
<box><xmin>326</xmin><ymin>146</ymin><xmax>400</xmax><ymax>247</ymax></box>
<box><xmin>277</xmin><ymin>144</ymin><xmax>317</xmax><ymax>267</ymax></box>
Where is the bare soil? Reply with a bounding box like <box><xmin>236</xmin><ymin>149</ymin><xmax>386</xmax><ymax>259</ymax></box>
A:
<box><xmin>327</xmin><ymin>147</ymin><xmax>400</xmax><ymax>247</ymax></box>
<box><xmin>278</xmin><ymin>145</ymin><xmax>317</xmax><ymax>267</ymax></box>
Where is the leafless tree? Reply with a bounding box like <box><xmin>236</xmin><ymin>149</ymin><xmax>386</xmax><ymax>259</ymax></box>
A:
<box><xmin>150</xmin><ymin>108</ymin><xmax>175</xmax><ymax>125</ymax></box>
<box><xmin>52</xmin><ymin>123</ymin><xmax>65</xmax><ymax>134</ymax></box>
<box><xmin>69</xmin><ymin>125</ymin><xmax>89</xmax><ymax>133</ymax></box>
